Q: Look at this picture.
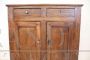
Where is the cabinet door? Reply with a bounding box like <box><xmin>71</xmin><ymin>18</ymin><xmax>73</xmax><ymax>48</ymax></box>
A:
<box><xmin>17</xmin><ymin>22</ymin><xmax>41</xmax><ymax>60</ymax></box>
<box><xmin>47</xmin><ymin>22</ymin><xmax>69</xmax><ymax>60</ymax></box>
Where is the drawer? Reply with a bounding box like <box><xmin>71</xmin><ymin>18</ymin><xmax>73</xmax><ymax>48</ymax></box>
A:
<box><xmin>14</xmin><ymin>8</ymin><xmax>41</xmax><ymax>17</ymax></box>
<box><xmin>47</xmin><ymin>8</ymin><xmax>75</xmax><ymax>17</ymax></box>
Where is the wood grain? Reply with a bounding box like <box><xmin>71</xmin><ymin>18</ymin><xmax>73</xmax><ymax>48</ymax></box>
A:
<box><xmin>7</xmin><ymin>4</ymin><xmax>83</xmax><ymax>60</ymax></box>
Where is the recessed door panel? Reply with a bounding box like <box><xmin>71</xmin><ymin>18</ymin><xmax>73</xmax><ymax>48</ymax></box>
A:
<box><xmin>18</xmin><ymin>22</ymin><xmax>41</xmax><ymax>60</ymax></box>
<box><xmin>47</xmin><ymin>22</ymin><xmax>69</xmax><ymax>60</ymax></box>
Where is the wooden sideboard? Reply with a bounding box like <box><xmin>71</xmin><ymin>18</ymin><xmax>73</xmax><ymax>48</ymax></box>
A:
<box><xmin>7</xmin><ymin>4</ymin><xmax>83</xmax><ymax>60</ymax></box>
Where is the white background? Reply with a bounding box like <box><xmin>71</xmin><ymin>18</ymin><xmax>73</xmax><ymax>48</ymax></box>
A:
<box><xmin>0</xmin><ymin>0</ymin><xmax>90</xmax><ymax>60</ymax></box>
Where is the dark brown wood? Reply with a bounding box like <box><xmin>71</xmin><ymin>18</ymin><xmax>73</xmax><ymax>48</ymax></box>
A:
<box><xmin>7</xmin><ymin>4</ymin><xmax>83</xmax><ymax>60</ymax></box>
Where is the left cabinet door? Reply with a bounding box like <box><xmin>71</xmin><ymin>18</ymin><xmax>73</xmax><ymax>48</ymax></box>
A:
<box><xmin>9</xmin><ymin>22</ymin><xmax>41</xmax><ymax>60</ymax></box>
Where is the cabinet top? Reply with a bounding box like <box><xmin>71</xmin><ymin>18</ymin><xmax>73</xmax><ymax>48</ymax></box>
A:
<box><xmin>6</xmin><ymin>4</ymin><xmax>83</xmax><ymax>7</ymax></box>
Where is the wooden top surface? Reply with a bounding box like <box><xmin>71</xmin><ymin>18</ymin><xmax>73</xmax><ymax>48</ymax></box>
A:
<box><xmin>6</xmin><ymin>4</ymin><xmax>83</xmax><ymax>7</ymax></box>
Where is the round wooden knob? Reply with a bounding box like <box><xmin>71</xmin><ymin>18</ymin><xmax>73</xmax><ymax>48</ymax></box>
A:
<box><xmin>25</xmin><ymin>10</ymin><xmax>29</xmax><ymax>14</ymax></box>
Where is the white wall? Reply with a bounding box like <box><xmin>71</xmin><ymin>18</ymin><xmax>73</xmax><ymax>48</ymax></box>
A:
<box><xmin>0</xmin><ymin>0</ymin><xmax>90</xmax><ymax>60</ymax></box>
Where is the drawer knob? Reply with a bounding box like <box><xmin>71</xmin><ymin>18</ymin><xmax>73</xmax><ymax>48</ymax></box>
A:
<box><xmin>25</xmin><ymin>10</ymin><xmax>29</xmax><ymax>14</ymax></box>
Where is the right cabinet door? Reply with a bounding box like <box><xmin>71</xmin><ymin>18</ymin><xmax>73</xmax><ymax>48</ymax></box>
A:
<box><xmin>46</xmin><ymin>21</ymin><xmax>75</xmax><ymax>60</ymax></box>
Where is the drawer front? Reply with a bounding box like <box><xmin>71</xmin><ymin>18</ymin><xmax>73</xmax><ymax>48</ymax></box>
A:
<box><xmin>14</xmin><ymin>8</ymin><xmax>41</xmax><ymax>17</ymax></box>
<box><xmin>47</xmin><ymin>8</ymin><xmax>75</xmax><ymax>17</ymax></box>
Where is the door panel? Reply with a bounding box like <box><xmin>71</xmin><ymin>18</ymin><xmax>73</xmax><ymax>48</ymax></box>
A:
<box><xmin>47</xmin><ymin>22</ymin><xmax>69</xmax><ymax>60</ymax></box>
<box><xmin>17</xmin><ymin>22</ymin><xmax>41</xmax><ymax>60</ymax></box>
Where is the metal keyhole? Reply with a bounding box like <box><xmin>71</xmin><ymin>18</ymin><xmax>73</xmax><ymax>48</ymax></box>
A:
<box><xmin>48</xmin><ymin>40</ymin><xmax>52</xmax><ymax>47</ymax></box>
